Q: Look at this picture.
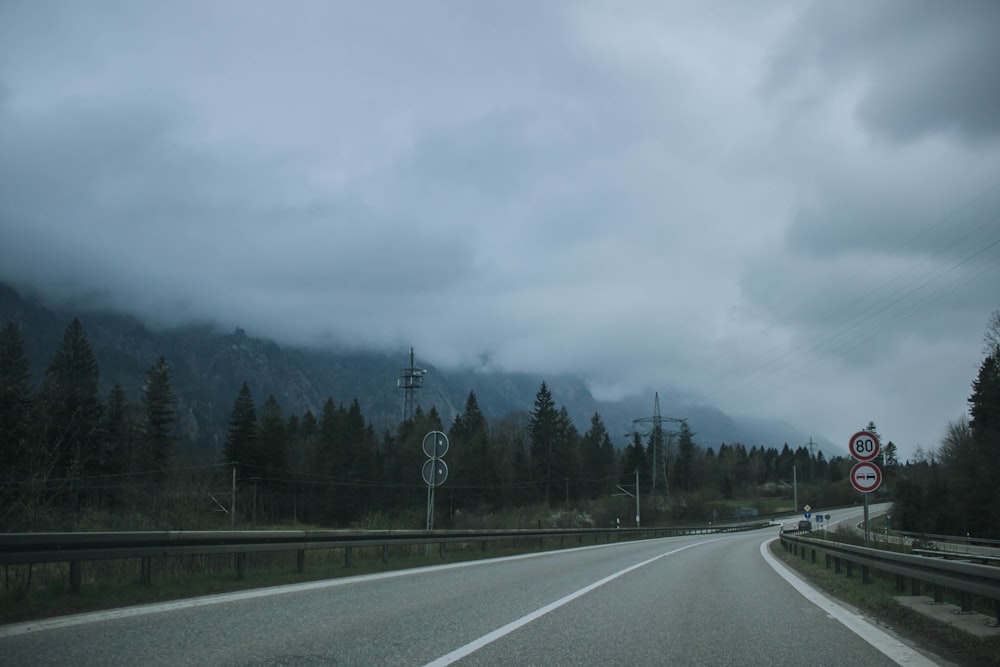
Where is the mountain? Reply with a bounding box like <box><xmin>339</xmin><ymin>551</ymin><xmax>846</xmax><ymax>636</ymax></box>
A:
<box><xmin>0</xmin><ymin>282</ymin><xmax>835</xmax><ymax>460</ymax></box>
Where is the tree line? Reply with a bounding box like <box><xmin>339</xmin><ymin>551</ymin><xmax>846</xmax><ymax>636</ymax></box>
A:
<box><xmin>13</xmin><ymin>315</ymin><xmax>987</xmax><ymax>533</ymax></box>
<box><xmin>890</xmin><ymin>312</ymin><xmax>1000</xmax><ymax>539</ymax></box>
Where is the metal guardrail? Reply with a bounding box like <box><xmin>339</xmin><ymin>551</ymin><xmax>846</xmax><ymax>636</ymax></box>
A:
<box><xmin>779</xmin><ymin>533</ymin><xmax>1000</xmax><ymax>623</ymax></box>
<box><xmin>0</xmin><ymin>522</ymin><xmax>770</xmax><ymax>593</ymax></box>
<box><xmin>889</xmin><ymin>529</ymin><xmax>1000</xmax><ymax>549</ymax></box>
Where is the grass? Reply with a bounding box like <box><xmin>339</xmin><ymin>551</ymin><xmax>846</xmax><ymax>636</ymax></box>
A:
<box><xmin>770</xmin><ymin>533</ymin><xmax>1000</xmax><ymax>667</ymax></box>
<box><xmin>0</xmin><ymin>539</ymin><xmax>576</xmax><ymax>625</ymax></box>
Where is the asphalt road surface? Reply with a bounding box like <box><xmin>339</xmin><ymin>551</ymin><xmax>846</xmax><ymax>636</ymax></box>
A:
<box><xmin>1</xmin><ymin>506</ymin><xmax>948</xmax><ymax>666</ymax></box>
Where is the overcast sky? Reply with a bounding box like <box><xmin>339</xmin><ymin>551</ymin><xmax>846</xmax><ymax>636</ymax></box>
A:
<box><xmin>2</xmin><ymin>1</ymin><xmax>998</xmax><ymax>461</ymax></box>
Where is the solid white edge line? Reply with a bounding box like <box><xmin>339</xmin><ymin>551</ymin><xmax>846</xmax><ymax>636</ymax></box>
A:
<box><xmin>422</xmin><ymin>539</ymin><xmax>723</xmax><ymax>667</ymax></box>
<box><xmin>0</xmin><ymin>535</ymin><xmax>635</xmax><ymax>639</ymax></box>
<box><xmin>760</xmin><ymin>537</ymin><xmax>939</xmax><ymax>667</ymax></box>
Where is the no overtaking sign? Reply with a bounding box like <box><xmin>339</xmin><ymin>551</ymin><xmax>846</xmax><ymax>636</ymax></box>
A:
<box><xmin>850</xmin><ymin>461</ymin><xmax>882</xmax><ymax>493</ymax></box>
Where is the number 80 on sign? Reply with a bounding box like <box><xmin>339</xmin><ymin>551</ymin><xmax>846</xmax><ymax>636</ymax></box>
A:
<box><xmin>849</xmin><ymin>430</ymin><xmax>880</xmax><ymax>462</ymax></box>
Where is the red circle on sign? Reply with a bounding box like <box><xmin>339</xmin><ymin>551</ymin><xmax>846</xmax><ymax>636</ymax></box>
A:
<box><xmin>848</xmin><ymin>430</ymin><xmax>880</xmax><ymax>462</ymax></box>
<box><xmin>850</xmin><ymin>461</ymin><xmax>882</xmax><ymax>493</ymax></box>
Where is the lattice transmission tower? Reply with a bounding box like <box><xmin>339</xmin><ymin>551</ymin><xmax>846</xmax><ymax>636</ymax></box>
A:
<box><xmin>397</xmin><ymin>347</ymin><xmax>427</xmax><ymax>422</ymax></box>
<box><xmin>629</xmin><ymin>392</ymin><xmax>686</xmax><ymax>498</ymax></box>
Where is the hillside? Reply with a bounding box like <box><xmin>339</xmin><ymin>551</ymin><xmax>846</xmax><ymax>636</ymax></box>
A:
<box><xmin>0</xmin><ymin>282</ymin><xmax>834</xmax><ymax>460</ymax></box>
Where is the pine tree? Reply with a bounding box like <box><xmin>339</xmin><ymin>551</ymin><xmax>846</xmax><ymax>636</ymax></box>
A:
<box><xmin>0</xmin><ymin>322</ymin><xmax>33</xmax><ymax>479</ymax></box>
<box><xmin>967</xmin><ymin>350</ymin><xmax>1000</xmax><ymax>537</ymax></box>
<box><xmin>581</xmin><ymin>413</ymin><xmax>615</xmax><ymax>498</ymax></box>
<box><xmin>670</xmin><ymin>421</ymin><xmax>697</xmax><ymax>493</ymax></box>
<box><xmin>528</xmin><ymin>382</ymin><xmax>559</xmax><ymax>504</ymax></box>
<box><xmin>40</xmin><ymin>318</ymin><xmax>103</xmax><ymax>480</ymax></box>
<box><xmin>102</xmin><ymin>383</ymin><xmax>133</xmax><ymax>476</ymax></box>
<box><xmin>141</xmin><ymin>356</ymin><xmax>176</xmax><ymax>481</ymax></box>
<box><xmin>448</xmin><ymin>391</ymin><xmax>494</xmax><ymax>509</ymax></box>
<box><xmin>0</xmin><ymin>322</ymin><xmax>35</xmax><ymax>525</ymax></box>
<box><xmin>224</xmin><ymin>382</ymin><xmax>259</xmax><ymax>471</ymax></box>
<box><xmin>258</xmin><ymin>394</ymin><xmax>287</xmax><ymax>482</ymax></box>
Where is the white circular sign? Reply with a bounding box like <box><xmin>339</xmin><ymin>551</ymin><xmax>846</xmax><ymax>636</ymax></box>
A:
<box><xmin>848</xmin><ymin>430</ymin><xmax>880</xmax><ymax>462</ymax></box>
<box><xmin>422</xmin><ymin>458</ymin><xmax>449</xmax><ymax>487</ymax></box>
<box><xmin>422</xmin><ymin>431</ymin><xmax>449</xmax><ymax>459</ymax></box>
<box><xmin>850</xmin><ymin>461</ymin><xmax>882</xmax><ymax>493</ymax></box>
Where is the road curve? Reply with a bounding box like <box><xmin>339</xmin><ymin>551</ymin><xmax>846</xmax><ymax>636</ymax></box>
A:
<box><xmin>1</xmin><ymin>511</ymin><xmax>944</xmax><ymax>666</ymax></box>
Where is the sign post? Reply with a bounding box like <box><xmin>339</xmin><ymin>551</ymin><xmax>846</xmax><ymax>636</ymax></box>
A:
<box><xmin>422</xmin><ymin>431</ymin><xmax>449</xmax><ymax>531</ymax></box>
<box><xmin>848</xmin><ymin>430</ymin><xmax>881</xmax><ymax>547</ymax></box>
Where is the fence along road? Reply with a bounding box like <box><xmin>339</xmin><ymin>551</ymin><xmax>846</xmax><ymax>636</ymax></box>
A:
<box><xmin>0</xmin><ymin>518</ymin><xmax>946</xmax><ymax>666</ymax></box>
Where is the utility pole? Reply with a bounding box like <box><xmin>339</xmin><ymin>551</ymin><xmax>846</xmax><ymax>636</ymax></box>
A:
<box><xmin>793</xmin><ymin>464</ymin><xmax>798</xmax><ymax>513</ymax></box>
<box><xmin>806</xmin><ymin>436</ymin><xmax>816</xmax><ymax>483</ymax></box>
<box><xmin>614</xmin><ymin>469</ymin><xmax>641</xmax><ymax>528</ymax></box>
<box><xmin>231</xmin><ymin>462</ymin><xmax>236</xmax><ymax>529</ymax></box>
<box><xmin>635</xmin><ymin>468</ymin><xmax>640</xmax><ymax>528</ymax></box>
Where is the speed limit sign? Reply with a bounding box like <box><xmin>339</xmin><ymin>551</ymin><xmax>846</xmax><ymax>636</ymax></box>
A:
<box><xmin>849</xmin><ymin>430</ymin><xmax>880</xmax><ymax>462</ymax></box>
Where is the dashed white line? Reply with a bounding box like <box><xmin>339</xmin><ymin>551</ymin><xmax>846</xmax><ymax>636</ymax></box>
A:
<box><xmin>422</xmin><ymin>540</ymin><xmax>720</xmax><ymax>667</ymax></box>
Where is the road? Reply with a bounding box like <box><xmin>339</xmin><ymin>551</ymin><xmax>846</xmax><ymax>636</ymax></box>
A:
<box><xmin>1</xmin><ymin>506</ymin><xmax>946</xmax><ymax>666</ymax></box>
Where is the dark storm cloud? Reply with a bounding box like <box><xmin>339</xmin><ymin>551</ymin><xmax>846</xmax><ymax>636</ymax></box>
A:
<box><xmin>768</xmin><ymin>0</ymin><xmax>1000</xmax><ymax>144</ymax></box>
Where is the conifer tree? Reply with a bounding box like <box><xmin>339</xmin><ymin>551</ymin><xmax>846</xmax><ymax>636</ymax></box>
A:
<box><xmin>670</xmin><ymin>421</ymin><xmax>697</xmax><ymax>493</ymax></box>
<box><xmin>224</xmin><ymin>382</ymin><xmax>259</xmax><ymax>471</ymax></box>
<box><xmin>0</xmin><ymin>322</ymin><xmax>33</xmax><ymax>479</ymax></box>
<box><xmin>141</xmin><ymin>356</ymin><xmax>176</xmax><ymax>481</ymax></box>
<box><xmin>449</xmin><ymin>391</ymin><xmax>492</xmax><ymax>508</ymax></box>
<box><xmin>102</xmin><ymin>383</ymin><xmax>133</xmax><ymax>476</ymax></box>
<box><xmin>528</xmin><ymin>382</ymin><xmax>559</xmax><ymax>504</ymax></box>
<box><xmin>258</xmin><ymin>394</ymin><xmax>288</xmax><ymax>482</ymax></box>
<box><xmin>580</xmin><ymin>412</ymin><xmax>613</xmax><ymax>498</ymax></box>
<box><xmin>40</xmin><ymin>318</ymin><xmax>103</xmax><ymax>480</ymax></box>
<box><xmin>0</xmin><ymin>322</ymin><xmax>35</xmax><ymax>524</ymax></box>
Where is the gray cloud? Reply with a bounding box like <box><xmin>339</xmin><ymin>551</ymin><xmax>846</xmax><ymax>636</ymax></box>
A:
<box><xmin>1</xmin><ymin>1</ymin><xmax>997</xmax><ymax>459</ymax></box>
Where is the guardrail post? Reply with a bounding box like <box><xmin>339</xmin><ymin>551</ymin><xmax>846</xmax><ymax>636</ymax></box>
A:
<box><xmin>933</xmin><ymin>585</ymin><xmax>943</xmax><ymax>604</ymax></box>
<box><xmin>862</xmin><ymin>565</ymin><xmax>870</xmax><ymax>584</ymax></box>
<box><xmin>70</xmin><ymin>560</ymin><xmax>81</xmax><ymax>593</ymax></box>
<box><xmin>236</xmin><ymin>553</ymin><xmax>247</xmax><ymax>579</ymax></box>
<box><xmin>344</xmin><ymin>546</ymin><xmax>352</xmax><ymax>567</ymax></box>
<box><xmin>810</xmin><ymin>548</ymin><xmax>816</xmax><ymax>564</ymax></box>
<box><xmin>381</xmin><ymin>545</ymin><xmax>389</xmax><ymax>564</ymax></box>
<box><xmin>439</xmin><ymin>542</ymin><xmax>445</xmax><ymax>559</ymax></box>
<box><xmin>960</xmin><ymin>592</ymin><xmax>972</xmax><ymax>613</ymax></box>
<box><xmin>560</xmin><ymin>536</ymin><xmax>565</xmax><ymax>549</ymax></box>
<box><xmin>825</xmin><ymin>554</ymin><xmax>831</xmax><ymax>569</ymax></box>
<box><xmin>296</xmin><ymin>550</ymin><xmax>305</xmax><ymax>574</ymax></box>
<box><xmin>846</xmin><ymin>561</ymin><xmax>853</xmax><ymax>578</ymax></box>
<box><xmin>911</xmin><ymin>579</ymin><xmax>920</xmax><ymax>595</ymax></box>
<box><xmin>896</xmin><ymin>575</ymin><xmax>905</xmax><ymax>593</ymax></box>
<box><xmin>481</xmin><ymin>540</ymin><xmax>487</xmax><ymax>553</ymax></box>
<box><xmin>140</xmin><ymin>557</ymin><xmax>152</xmax><ymax>584</ymax></box>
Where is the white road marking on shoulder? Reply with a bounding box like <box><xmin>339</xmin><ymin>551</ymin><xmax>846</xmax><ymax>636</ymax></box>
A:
<box><xmin>760</xmin><ymin>537</ymin><xmax>940</xmax><ymax>666</ymax></box>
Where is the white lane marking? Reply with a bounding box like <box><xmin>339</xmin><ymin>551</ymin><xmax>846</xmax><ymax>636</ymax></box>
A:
<box><xmin>760</xmin><ymin>537</ymin><xmax>939</xmax><ymax>667</ymax></box>
<box><xmin>422</xmin><ymin>540</ymin><xmax>721</xmax><ymax>667</ymax></box>
<box><xmin>0</xmin><ymin>536</ymin><xmax>637</xmax><ymax>638</ymax></box>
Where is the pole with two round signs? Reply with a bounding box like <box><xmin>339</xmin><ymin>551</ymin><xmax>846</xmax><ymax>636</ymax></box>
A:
<box><xmin>422</xmin><ymin>431</ymin><xmax>449</xmax><ymax>531</ymax></box>
<box><xmin>848</xmin><ymin>429</ymin><xmax>881</xmax><ymax>547</ymax></box>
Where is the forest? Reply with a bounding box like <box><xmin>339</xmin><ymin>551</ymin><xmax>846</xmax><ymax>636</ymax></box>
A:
<box><xmin>1</xmin><ymin>313</ymin><xmax>996</xmax><ymax>538</ymax></box>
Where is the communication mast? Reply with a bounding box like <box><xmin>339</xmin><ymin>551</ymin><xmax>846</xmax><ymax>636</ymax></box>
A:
<box><xmin>630</xmin><ymin>392</ymin><xmax>686</xmax><ymax>498</ymax></box>
<box><xmin>398</xmin><ymin>347</ymin><xmax>427</xmax><ymax>422</ymax></box>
